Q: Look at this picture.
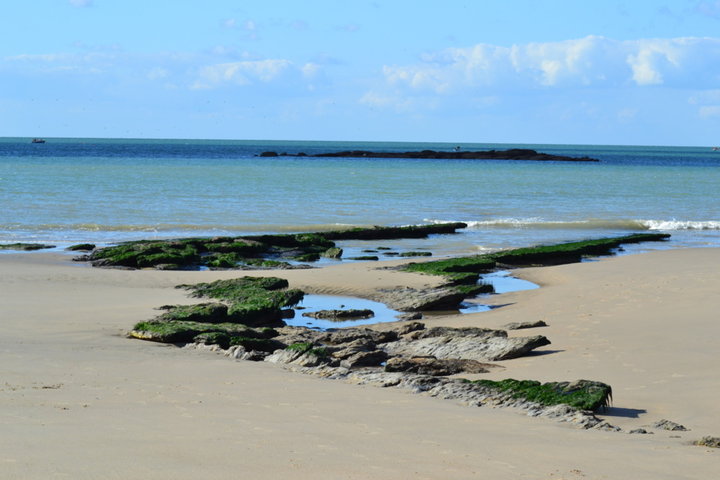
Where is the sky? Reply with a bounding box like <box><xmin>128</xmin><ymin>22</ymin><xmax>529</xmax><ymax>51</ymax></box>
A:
<box><xmin>2</xmin><ymin>0</ymin><xmax>720</xmax><ymax>146</ymax></box>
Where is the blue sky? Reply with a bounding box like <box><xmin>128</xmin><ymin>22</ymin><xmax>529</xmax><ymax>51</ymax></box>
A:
<box><xmin>2</xmin><ymin>0</ymin><xmax>720</xmax><ymax>145</ymax></box>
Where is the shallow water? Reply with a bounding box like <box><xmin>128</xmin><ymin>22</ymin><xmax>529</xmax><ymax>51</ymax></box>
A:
<box><xmin>286</xmin><ymin>273</ymin><xmax>539</xmax><ymax>330</ymax></box>
<box><xmin>286</xmin><ymin>294</ymin><xmax>403</xmax><ymax>330</ymax></box>
<box><xmin>1</xmin><ymin>138</ymin><xmax>719</xmax><ymax>255</ymax></box>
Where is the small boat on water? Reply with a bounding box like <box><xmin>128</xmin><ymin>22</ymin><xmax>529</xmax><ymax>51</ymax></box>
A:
<box><xmin>712</xmin><ymin>146</ymin><xmax>719</xmax><ymax>151</ymax></box>
<box><xmin>31</xmin><ymin>138</ymin><xmax>46</xmax><ymax>143</ymax></box>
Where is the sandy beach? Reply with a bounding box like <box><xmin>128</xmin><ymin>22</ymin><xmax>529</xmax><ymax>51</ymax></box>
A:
<box><xmin>1</xmin><ymin>248</ymin><xmax>718</xmax><ymax>479</ymax></box>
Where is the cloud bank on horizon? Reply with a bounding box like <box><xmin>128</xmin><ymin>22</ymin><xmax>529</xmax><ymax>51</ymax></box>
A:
<box><xmin>2</xmin><ymin>0</ymin><xmax>720</xmax><ymax>146</ymax></box>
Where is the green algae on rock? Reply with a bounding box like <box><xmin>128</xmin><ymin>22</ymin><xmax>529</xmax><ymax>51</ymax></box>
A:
<box><xmin>0</xmin><ymin>243</ymin><xmax>56</xmax><ymax>251</ymax></box>
<box><xmin>66</xmin><ymin>243</ymin><xmax>96</xmax><ymax>252</ymax></box>
<box><xmin>130</xmin><ymin>276</ymin><xmax>304</xmax><ymax>345</ymax></box>
<box><xmin>403</xmin><ymin>233</ymin><xmax>671</xmax><ymax>284</ymax></box>
<box><xmin>77</xmin><ymin>222</ymin><xmax>467</xmax><ymax>270</ymax></box>
<box><xmin>470</xmin><ymin>378</ymin><xmax>613</xmax><ymax>412</ymax></box>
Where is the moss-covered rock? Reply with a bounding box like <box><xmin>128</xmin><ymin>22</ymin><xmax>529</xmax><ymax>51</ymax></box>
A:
<box><xmin>176</xmin><ymin>277</ymin><xmax>304</xmax><ymax>327</ymax></box>
<box><xmin>229</xmin><ymin>336</ymin><xmax>285</xmax><ymax>352</ymax></box>
<box><xmin>404</xmin><ymin>233</ymin><xmax>671</xmax><ymax>281</ymax></box>
<box><xmin>131</xmin><ymin>320</ymin><xmax>250</xmax><ymax>343</ymax></box>
<box><xmin>293</xmin><ymin>252</ymin><xmax>321</xmax><ymax>262</ymax></box>
<box><xmin>181</xmin><ymin>276</ymin><xmax>290</xmax><ymax>301</ymax></box>
<box><xmin>321</xmin><ymin>247</ymin><xmax>343</xmax><ymax>259</ymax></box>
<box><xmin>286</xmin><ymin>342</ymin><xmax>329</xmax><ymax>358</ymax></box>
<box><xmin>205</xmin><ymin>252</ymin><xmax>242</xmax><ymax>269</ymax></box>
<box><xmin>155</xmin><ymin>303</ymin><xmax>229</xmax><ymax>323</ymax></box>
<box><xmin>470</xmin><ymin>378</ymin><xmax>613</xmax><ymax>412</ymax></box>
<box><xmin>0</xmin><ymin>243</ymin><xmax>55</xmax><ymax>251</ymax></box>
<box><xmin>89</xmin><ymin>241</ymin><xmax>201</xmax><ymax>269</ymax></box>
<box><xmin>194</xmin><ymin>331</ymin><xmax>231</xmax><ymax>349</ymax></box>
<box><xmin>400</xmin><ymin>251</ymin><xmax>432</xmax><ymax>257</ymax></box>
<box><xmin>80</xmin><ymin>223</ymin><xmax>467</xmax><ymax>270</ymax></box>
<box><xmin>66</xmin><ymin>243</ymin><xmax>95</xmax><ymax>251</ymax></box>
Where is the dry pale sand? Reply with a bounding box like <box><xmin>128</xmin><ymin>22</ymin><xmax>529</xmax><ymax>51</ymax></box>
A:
<box><xmin>1</xmin><ymin>248</ymin><xmax>718</xmax><ymax>479</ymax></box>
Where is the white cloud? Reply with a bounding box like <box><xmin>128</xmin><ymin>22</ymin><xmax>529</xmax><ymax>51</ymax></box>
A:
<box><xmin>3</xmin><ymin>52</ymin><xmax>113</xmax><ymax>74</ymax></box>
<box><xmin>147</xmin><ymin>67</ymin><xmax>169</xmax><ymax>80</ymax></box>
<box><xmin>699</xmin><ymin>105</ymin><xmax>720</xmax><ymax>117</ymax></box>
<box><xmin>301</xmin><ymin>62</ymin><xmax>320</xmax><ymax>78</ymax></box>
<box><xmin>192</xmin><ymin>59</ymin><xmax>293</xmax><ymax>89</ymax></box>
<box><xmin>373</xmin><ymin>36</ymin><xmax>720</xmax><ymax>94</ymax></box>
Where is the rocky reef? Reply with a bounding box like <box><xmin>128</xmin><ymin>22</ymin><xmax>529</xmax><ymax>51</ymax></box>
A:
<box><xmin>0</xmin><ymin>243</ymin><xmax>55</xmax><ymax>251</ymax></box>
<box><xmin>72</xmin><ymin>222</ymin><xmax>467</xmax><ymax>270</ymax></box>
<box><xmin>125</xmin><ymin>273</ymin><xmax>625</xmax><ymax>429</ymax></box>
<box><xmin>259</xmin><ymin>148</ymin><xmax>600</xmax><ymax>162</ymax></box>
<box><xmin>402</xmin><ymin>233</ymin><xmax>672</xmax><ymax>285</ymax></box>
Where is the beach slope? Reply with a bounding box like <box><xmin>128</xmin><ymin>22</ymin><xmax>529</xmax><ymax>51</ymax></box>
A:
<box><xmin>0</xmin><ymin>249</ymin><xmax>718</xmax><ymax>479</ymax></box>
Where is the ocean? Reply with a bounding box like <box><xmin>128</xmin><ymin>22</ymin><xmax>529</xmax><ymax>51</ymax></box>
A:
<box><xmin>1</xmin><ymin>137</ymin><xmax>719</xmax><ymax>257</ymax></box>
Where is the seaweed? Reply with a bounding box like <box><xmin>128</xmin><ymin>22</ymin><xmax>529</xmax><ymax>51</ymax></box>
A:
<box><xmin>471</xmin><ymin>378</ymin><xmax>613</xmax><ymax>412</ymax></box>
<box><xmin>66</xmin><ymin>243</ymin><xmax>96</xmax><ymax>251</ymax></box>
<box><xmin>286</xmin><ymin>342</ymin><xmax>329</xmax><ymax>358</ymax></box>
<box><xmin>80</xmin><ymin>222</ymin><xmax>466</xmax><ymax>270</ymax></box>
<box><xmin>404</xmin><ymin>233</ymin><xmax>671</xmax><ymax>281</ymax></box>
<box><xmin>131</xmin><ymin>320</ymin><xmax>260</xmax><ymax>343</ymax></box>
<box><xmin>0</xmin><ymin>243</ymin><xmax>55</xmax><ymax>251</ymax></box>
<box><xmin>155</xmin><ymin>303</ymin><xmax>229</xmax><ymax>324</ymax></box>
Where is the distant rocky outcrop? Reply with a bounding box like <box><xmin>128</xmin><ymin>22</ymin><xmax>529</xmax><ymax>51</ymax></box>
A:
<box><xmin>259</xmin><ymin>148</ymin><xmax>600</xmax><ymax>162</ymax></box>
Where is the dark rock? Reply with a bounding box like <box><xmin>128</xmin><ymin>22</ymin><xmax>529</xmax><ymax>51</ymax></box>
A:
<box><xmin>318</xmin><ymin>328</ymin><xmax>398</xmax><ymax>345</ymax></box>
<box><xmin>503</xmin><ymin>320</ymin><xmax>548</xmax><ymax>330</ymax></box>
<box><xmin>302</xmin><ymin>309</ymin><xmax>374</xmax><ymax>321</ymax></box>
<box><xmin>0</xmin><ymin>243</ymin><xmax>55</xmax><ymax>251</ymax></box>
<box><xmin>650</xmin><ymin>419</ymin><xmax>689</xmax><ymax>431</ymax></box>
<box><xmin>330</xmin><ymin>338</ymin><xmax>378</xmax><ymax>360</ymax></box>
<box><xmin>382</xmin><ymin>327</ymin><xmax>551</xmax><ymax>362</ymax></box>
<box><xmin>424</xmin><ymin>326</ymin><xmax>502</xmax><ymax>337</ymax></box>
<box><xmin>392</xmin><ymin>321</ymin><xmax>426</xmax><ymax>336</ymax></box>
<box><xmin>305</xmin><ymin>149</ymin><xmax>599</xmax><ymax>162</ymax></box>
<box><xmin>155</xmin><ymin>303</ymin><xmax>229</xmax><ymax>323</ymax></box>
<box><xmin>375</xmin><ymin>286</ymin><xmax>467</xmax><ymax>311</ymax></box>
<box><xmin>193</xmin><ymin>332</ymin><xmax>231</xmax><ymax>349</ymax></box>
<box><xmin>385</xmin><ymin>356</ymin><xmax>501</xmax><ymax>376</ymax></box>
<box><xmin>396</xmin><ymin>312</ymin><xmax>423</xmax><ymax>321</ymax></box>
<box><xmin>694</xmin><ymin>436</ymin><xmax>720</xmax><ymax>448</ymax></box>
<box><xmin>321</xmin><ymin>247</ymin><xmax>343</xmax><ymax>259</ymax></box>
<box><xmin>339</xmin><ymin>350</ymin><xmax>388</xmax><ymax>369</ymax></box>
<box><xmin>273</xmin><ymin>326</ymin><xmax>324</xmax><ymax>345</ymax></box>
<box><xmin>264</xmin><ymin>348</ymin><xmax>329</xmax><ymax>367</ymax></box>
<box><xmin>259</xmin><ymin>151</ymin><xmax>278</xmax><ymax>157</ymax></box>
<box><xmin>66</xmin><ymin>243</ymin><xmax>96</xmax><ymax>252</ymax></box>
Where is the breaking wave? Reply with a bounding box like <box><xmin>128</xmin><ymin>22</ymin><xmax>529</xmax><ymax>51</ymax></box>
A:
<box><xmin>425</xmin><ymin>218</ymin><xmax>720</xmax><ymax>231</ymax></box>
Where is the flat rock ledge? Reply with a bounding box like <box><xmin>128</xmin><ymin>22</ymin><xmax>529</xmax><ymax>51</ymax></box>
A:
<box><xmin>190</xmin><ymin>341</ymin><xmax>619</xmax><ymax>431</ymax></box>
<box><xmin>180</xmin><ymin>321</ymin><xmax>625</xmax><ymax>431</ymax></box>
<box><xmin>373</xmin><ymin>287</ymin><xmax>469</xmax><ymax>311</ymax></box>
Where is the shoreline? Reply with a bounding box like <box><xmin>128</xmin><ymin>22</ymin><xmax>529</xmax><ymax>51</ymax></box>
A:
<box><xmin>1</xmin><ymin>248</ymin><xmax>718</xmax><ymax>478</ymax></box>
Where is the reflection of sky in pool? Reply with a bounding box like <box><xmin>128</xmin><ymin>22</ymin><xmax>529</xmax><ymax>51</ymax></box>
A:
<box><xmin>482</xmin><ymin>270</ymin><xmax>539</xmax><ymax>294</ymax></box>
<box><xmin>286</xmin><ymin>272</ymin><xmax>539</xmax><ymax>330</ymax></box>
<box><xmin>286</xmin><ymin>294</ymin><xmax>404</xmax><ymax>330</ymax></box>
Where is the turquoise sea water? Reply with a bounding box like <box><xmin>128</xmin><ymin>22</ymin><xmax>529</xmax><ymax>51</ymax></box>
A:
<box><xmin>1</xmin><ymin>137</ymin><xmax>719</xmax><ymax>255</ymax></box>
